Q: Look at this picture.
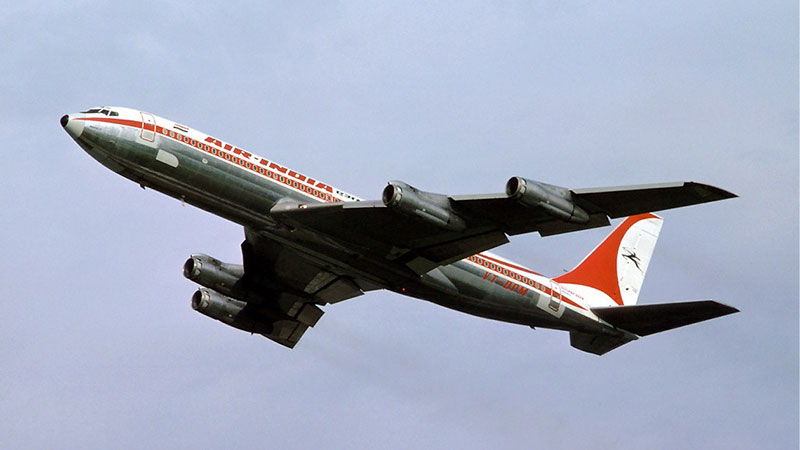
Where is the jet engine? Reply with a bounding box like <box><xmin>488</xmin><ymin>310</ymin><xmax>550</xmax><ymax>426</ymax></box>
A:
<box><xmin>382</xmin><ymin>180</ymin><xmax>466</xmax><ymax>231</ymax></box>
<box><xmin>506</xmin><ymin>177</ymin><xmax>589</xmax><ymax>223</ymax></box>
<box><xmin>191</xmin><ymin>288</ymin><xmax>273</xmax><ymax>334</ymax></box>
<box><xmin>183</xmin><ymin>254</ymin><xmax>246</xmax><ymax>299</ymax></box>
<box><xmin>192</xmin><ymin>287</ymin><xmax>246</xmax><ymax>322</ymax></box>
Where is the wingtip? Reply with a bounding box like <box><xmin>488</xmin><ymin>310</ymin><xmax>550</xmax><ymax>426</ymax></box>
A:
<box><xmin>687</xmin><ymin>182</ymin><xmax>738</xmax><ymax>200</ymax></box>
<box><xmin>718</xmin><ymin>188</ymin><xmax>739</xmax><ymax>199</ymax></box>
<box><xmin>707</xmin><ymin>300</ymin><xmax>740</xmax><ymax>316</ymax></box>
<box><xmin>724</xmin><ymin>304</ymin><xmax>740</xmax><ymax>314</ymax></box>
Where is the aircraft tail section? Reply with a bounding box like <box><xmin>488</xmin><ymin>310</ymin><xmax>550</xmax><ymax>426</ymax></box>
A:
<box><xmin>570</xmin><ymin>301</ymin><xmax>739</xmax><ymax>355</ymax></box>
<box><xmin>591</xmin><ymin>300</ymin><xmax>739</xmax><ymax>336</ymax></box>
<box><xmin>558</xmin><ymin>215</ymin><xmax>740</xmax><ymax>355</ymax></box>
<box><xmin>569</xmin><ymin>331</ymin><xmax>637</xmax><ymax>356</ymax></box>
<box><xmin>555</xmin><ymin>213</ymin><xmax>663</xmax><ymax>306</ymax></box>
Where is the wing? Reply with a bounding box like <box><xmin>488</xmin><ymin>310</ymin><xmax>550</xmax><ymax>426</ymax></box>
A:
<box><xmin>232</xmin><ymin>229</ymin><xmax>376</xmax><ymax>348</ymax></box>
<box><xmin>454</xmin><ymin>180</ymin><xmax>736</xmax><ymax>236</ymax></box>
<box><xmin>268</xmin><ymin>178</ymin><xmax>735</xmax><ymax>275</ymax></box>
<box><xmin>571</xmin><ymin>181</ymin><xmax>737</xmax><ymax>220</ymax></box>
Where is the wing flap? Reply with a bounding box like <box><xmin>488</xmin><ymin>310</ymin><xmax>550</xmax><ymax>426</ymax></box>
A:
<box><xmin>536</xmin><ymin>213</ymin><xmax>610</xmax><ymax>236</ymax></box>
<box><xmin>592</xmin><ymin>300</ymin><xmax>739</xmax><ymax>336</ymax></box>
<box><xmin>261</xmin><ymin>319</ymin><xmax>309</xmax><ymax>349</ymax></box>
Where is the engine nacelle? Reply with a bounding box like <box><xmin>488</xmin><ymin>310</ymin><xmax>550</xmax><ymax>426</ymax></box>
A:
<box><xmin>192</xmin><ymin>288</ymin><xmax>246</xmax><ymax>323</ymax></box>
<box><xmin>381</xmin><ymin>180</ymin><xmax>466</xmax><ymax>231</ymax></box>
<box><xmin>183</xmin><ymin>254</ymin><xmax>246</xmax><ymax>300</ymax></box>
<box><xmin>506</xmin><ymin>177</ymin><xmax>589</xmax><ymax>224</ymax></box>
<box><xmin>191</xmin><ymin>288</ymin><xmax>272</xmax><ymax>334</ymax></box>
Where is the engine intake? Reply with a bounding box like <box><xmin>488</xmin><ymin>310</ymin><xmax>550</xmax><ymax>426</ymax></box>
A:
<box><xmin>192</xmin><ymin>288</ymin><xmax>273</xmax><ymax>334</ymax></box>
<box><xmin>506</xmin><ymin>177</ymin><xmax>589</xmax><ymax>223</ymax></box>
<box><xmin>382</xmin><ymin>181</ymin><xmax>466</xmax><ymax>231</ymax></box>
<box><xmin>192</xmin><ymin>288</ymin><xmax>246</xmax><ymax>320</ymax></box>
<box><xmin>183</xmin><ymin>254</ymin><xmax>247</xmax><ymax>300</ymax></box>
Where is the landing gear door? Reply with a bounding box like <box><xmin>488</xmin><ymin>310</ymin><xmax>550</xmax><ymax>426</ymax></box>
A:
<box><xmin>141</xmin><ymin>112</ymin><xmax>156</xmax><ymax>142</ymax></box>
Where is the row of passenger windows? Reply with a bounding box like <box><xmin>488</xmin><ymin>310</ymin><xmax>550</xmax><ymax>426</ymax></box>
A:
<box><xmin>471</xmin><ymin>256</ymin><xmax>543</xmax><ymax>289</ymax></box>
<box><xmin>162</xmin><ymin>127</ymin><xmax>342</xmax><ymax>203</ymax></box>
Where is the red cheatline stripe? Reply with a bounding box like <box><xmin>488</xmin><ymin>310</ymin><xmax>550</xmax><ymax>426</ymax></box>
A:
<box><xmin>560</xmin><ymin>297</ymin><xmax>585</xmax><ymax>310</ymax></box>
<box><xmin>78</xmin><ymin>116</ymin><xmax>589</xmax><ymax>312</ymax></box>
<box><xmin>76</xmin><ymin>116</ymin><xmax>342</xmax><ymax>203</ymax></box>
<box><xmin>76</xmin><ymin>117</ymin><xmax>141</xmax><ymax>128</ymax></box>
<box><xmin>466</xmin><ymin>255</ymin><xmax>587</xmax><ymax>311</ymax></box>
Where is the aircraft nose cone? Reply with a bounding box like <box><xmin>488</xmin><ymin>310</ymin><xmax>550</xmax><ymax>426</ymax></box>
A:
<box><xmin>61</xmin><ymin>113</ymin><xmax>85</xmax><ymax>139</ymax></box>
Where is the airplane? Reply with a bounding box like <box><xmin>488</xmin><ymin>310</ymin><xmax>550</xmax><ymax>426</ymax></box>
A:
<box><xmin>61</xmin><ymin>106</ymin><xmax>739</xmax><ymax>355</ymax></box>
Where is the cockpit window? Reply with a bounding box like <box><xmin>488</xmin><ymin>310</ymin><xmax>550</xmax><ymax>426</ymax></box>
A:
<box><xmin>80</xmin><ymin>107</ymin><xmax>118</xmax><ymax>116</ymax></box>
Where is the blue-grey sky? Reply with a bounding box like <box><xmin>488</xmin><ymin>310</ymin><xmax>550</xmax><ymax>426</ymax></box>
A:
<box><xmin>2</xmin><ymin>2</ymin><xmax>797</xmax><ymax>449</ymax></box>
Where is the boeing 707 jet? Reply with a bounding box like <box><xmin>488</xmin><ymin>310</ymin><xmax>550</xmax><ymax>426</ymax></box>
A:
<box><xmin>61</xmin><ymin>106</ymin><xmax>738</xmax><ymax>355</ymax></box>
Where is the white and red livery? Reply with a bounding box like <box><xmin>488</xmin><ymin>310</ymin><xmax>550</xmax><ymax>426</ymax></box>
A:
<box><xmin>62</xmin><ymin>106</ymin><xmax>738</xmax><ymax>354</ymax></box>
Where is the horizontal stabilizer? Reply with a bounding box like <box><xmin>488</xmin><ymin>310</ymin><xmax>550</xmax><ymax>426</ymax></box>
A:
<box><xmin>592</xmin><ymin>300</ymin><xmax>739</xmax><ymax>336</ymax></box>
<box><xmin>570</xmin><ymin>331</ymin><xmax>637</xmax><ymax>356</ymax></box>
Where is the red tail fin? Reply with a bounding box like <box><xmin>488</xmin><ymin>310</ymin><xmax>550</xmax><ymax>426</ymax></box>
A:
<box><xmin>554</xmin><ymin>213</ymin><xmax>663</xmax><ymax>306</ymax></box>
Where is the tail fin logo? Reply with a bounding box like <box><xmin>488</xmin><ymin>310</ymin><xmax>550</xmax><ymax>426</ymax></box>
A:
<box><xmin>554</xmin><ymin>213</ymin><xmax>663</xmax><ymax>306</ymax></box>
<box><xmin>621</xmin><ymin>247</ymin><xmax>643</xmax><ymax>272</ymax></box>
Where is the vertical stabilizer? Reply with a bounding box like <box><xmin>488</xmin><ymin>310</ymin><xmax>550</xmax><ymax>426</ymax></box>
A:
<box><xmin>554</xmin><ymin>213</ymin><xmax>663</xmax><ymax>306</ymax></box>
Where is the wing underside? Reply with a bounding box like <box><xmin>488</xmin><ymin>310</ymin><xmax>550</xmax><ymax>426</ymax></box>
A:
<box><xmin>215</xmin><ymin>229</ymin><xmax>374</xmax><ymax>348</ymax></box>
<box><xmin>269</xmin><ymin>181</ymin><xmax>735</xmax><ymax>275</ymax></box>
<box><xmin>196</xmin><ymin>179</ymin><xmax>735</xmax><ymax>349</ymax></box>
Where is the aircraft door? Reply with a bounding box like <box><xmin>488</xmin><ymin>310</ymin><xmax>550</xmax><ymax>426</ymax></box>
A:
<box><xmin>140</xmin><ymin>112</ymin><xmax>156</xmax><ymax>142</ymax></box>
<box><xmin>548</xmin><ymin>281</ymin><xmax>562</xmax><ymax>312</ymax></box>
